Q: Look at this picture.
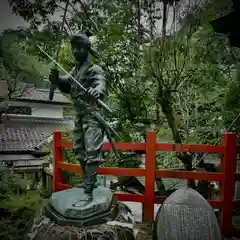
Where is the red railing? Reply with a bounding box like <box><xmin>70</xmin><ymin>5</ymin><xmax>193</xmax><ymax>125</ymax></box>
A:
<box><xmin>53</xmin><ymin>131</ymin><xmax>240</xmax><ymax>237</ymax></box>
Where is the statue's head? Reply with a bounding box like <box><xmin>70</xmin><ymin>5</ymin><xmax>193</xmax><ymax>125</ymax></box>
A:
<box><xmin>70</xmin><ymin>32</ymin><xmax>98</xmax><ymax>64</ymax></box>
<box><xmin>70</xmin><ymin>33</ymin><xmax>90</xmax><ymax>63</ymax></box>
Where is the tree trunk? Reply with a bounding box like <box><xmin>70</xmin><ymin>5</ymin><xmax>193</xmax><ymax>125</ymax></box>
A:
<box><xmin>158</xmin><ymin>90</ymin><xmax>195</xmax><ymax>188</ymax></box>
<box><xmin>136</xmin><ymin>0</ymin><xmax>141</xmax><ymax>36</ymax></box>
<box><xmin>162</xmin><ymin>1</ymin><xmax>167</xmax><ymax>36</ymax></box>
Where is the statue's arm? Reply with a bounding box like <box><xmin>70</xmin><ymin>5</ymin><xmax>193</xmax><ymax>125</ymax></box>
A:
<box><xmin>56</xmin><ymin>68</ymin><xmax>74</xmax><ymax>94</ymax></box>
<box><xmin>88</xmin><ymin>65</ymin><xmax>106</xmax><ymax>97</ymax></box>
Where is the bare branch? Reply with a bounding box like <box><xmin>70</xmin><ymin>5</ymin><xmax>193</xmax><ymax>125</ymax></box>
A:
<box><xmin>55</xmin><ymin>3</ymin><xmax>74</xmax><ymax>15</ymax></box>
<box><xmin>77</xmin><ymin>0</ymin><xmax>99</xmax><ymax>33</ymax></box>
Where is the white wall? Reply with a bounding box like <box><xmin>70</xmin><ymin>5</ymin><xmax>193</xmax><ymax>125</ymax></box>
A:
<box><xmin>11</xmin><ymin>101</ymin><xmax>64</xmax><ymax>118</ymax></box>
<box><xmin>31</xmin><ymin>102</ymin><xmax>64</xmax><ymax>118</ymax></box>
<box><xmin>0</xmin><ymin>80</ymin><xmax>8</xmax><ymax>97</ymax></box>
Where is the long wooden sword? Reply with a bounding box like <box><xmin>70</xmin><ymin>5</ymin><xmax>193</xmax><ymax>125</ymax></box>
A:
<box><xmin>38</xmin><ymin>45</ymin><xmax>113</xmax><ymax>115</ymax></box>
<box><xmin>49</xmin><ymin>0</ymin><xmax>69</xmax><ymax>100</ymax></box>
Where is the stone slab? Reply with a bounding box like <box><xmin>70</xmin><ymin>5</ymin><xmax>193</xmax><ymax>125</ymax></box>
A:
<box><xmin>154</xmin><ymin>187</ymin><xmax>222</xmax><ymax>240</ymax></box>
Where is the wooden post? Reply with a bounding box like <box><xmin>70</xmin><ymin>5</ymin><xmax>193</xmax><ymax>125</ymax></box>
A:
<box><xmin>220</xmin><ymin>132</ymin><xmax>236</xmax><ymax>237</ymax></box>
<box><xmin>143</xmin><ymin>131</ymin><xmax>157</xmax><ymax>221</ymax></box>
<box><xmin>53</xmin><ymin>131</ymin><xmax>63</xmax><ymax>192</ymax></box>
<box><xmin>42</xmin><ymin>168</ymin><xmax>47</xmax><ymax>189</ymax></box>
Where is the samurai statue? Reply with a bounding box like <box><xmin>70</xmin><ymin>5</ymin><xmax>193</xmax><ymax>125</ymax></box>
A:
<box><xmin>49</xmin><ymin>33</ymin><xmax>106</xmax><ymax>198</ymax></box>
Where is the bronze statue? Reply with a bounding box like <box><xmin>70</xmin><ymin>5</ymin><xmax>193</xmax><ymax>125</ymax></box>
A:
<box><xmin>49</xmin><ymin>33</ymin><xmax>106</xmax><ymax>198</ymax></box>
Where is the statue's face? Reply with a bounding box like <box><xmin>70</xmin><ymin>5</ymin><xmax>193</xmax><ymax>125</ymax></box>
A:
<box><xmin>72</xmin><ymin>44</ymin><xmax>88</xmax><ymax>63</ymax></box>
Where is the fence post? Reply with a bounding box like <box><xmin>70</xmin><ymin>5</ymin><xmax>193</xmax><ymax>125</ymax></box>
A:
<box><xmin>53</xmin><ymin>131</ymin><xmax>63</xmax><ymax>192</ymax></box>
<box><xmin>143</xmin><ymin>131</ymin><xmax>157</xmax><ymax>221</ymax></box>
<box><xmin>220</xmin><ymin>132</ymin><xmax>236</xmax><ymax>237</ymax></box>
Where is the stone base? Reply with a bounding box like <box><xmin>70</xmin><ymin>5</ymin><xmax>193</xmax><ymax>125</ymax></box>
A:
<box><xmin>26</xmin><ymin>200</ymin><xmax>136</xmax><ymax>240</ymax></box>
<box><xmin>44</xmin><ymin>186</ymin><xmax>116</xmax><ymax>228</ymax></box>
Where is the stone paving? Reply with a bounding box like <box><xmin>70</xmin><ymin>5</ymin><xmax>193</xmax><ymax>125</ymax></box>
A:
<box><xmin>121</xmin><ymin>201</ymin><xmax>161</xmax><ymax>222</ymax></box>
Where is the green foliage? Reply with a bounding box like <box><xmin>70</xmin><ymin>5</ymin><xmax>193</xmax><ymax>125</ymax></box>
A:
<box><xmin>223</xmin><ymin>64</ymin><xmax>240</xmax><ymax>142</ymax></box>
<box><xmin>59</xmin><ymin>40</ymin><xmax>75</xmax><ymax>70</ymax></box>
<box><xmin>102</xmin><ymin>152</ymin><xmax>142</xmax><ymax>169</ymax></box>
<box><xmin>0</xmin><ymin>191</ymin><xmax>43</xmax><ymax>240</ymax></box>
<box><xmin>157</xmin><ymin>152</ymin><xmax>184</xmax><ymax>169</ymax></box>
<box><xmin>0</xmin><ymin>31</ymin><xmax>51</xmax><ymax>128</ymax></box>
<box><xmin>8</xmin><ymin>0</ymin><xmax>63</xmax><ymax>22</ymax></box>
<box><xmin>44</xmin><ymin>0</ymin><xmax>238</xmax><ymax>168</ymax></box>
<box><xmin>63</xmin><ymin>106</ymin><xmax>74</xmax><ymax>116</ymax></box>
<box><xmin>0</xmin><ymin>172</ymin><xmax>43</xmax><ymax>240</ymax></box>
<box><xmin>0</xmin><ymin>172</ymin><xmax>28</xmax><ymax>199</ymax></box>
<box><xmin>0</xmin><ymin>30</ymin><xmax>50</xmax><ymax>114</ymax></box>
<box><xmin>62</xmin><ymin>130</ymin><xmax>77</xmax><ymax>164</ymax></box>
<box><xmin>7</xmin><ymin>0</ymin><xmax>240</xmax><ymax>170</ymax></box>
<box><xmin>76</xmin><ymin>1</ymin><xmax>158</xmax><ymax>145</ymax></box>
<box><xmin>0</xmin><ymin>31</ymin><xmax>50</xmax><ymax>86</ymax></box>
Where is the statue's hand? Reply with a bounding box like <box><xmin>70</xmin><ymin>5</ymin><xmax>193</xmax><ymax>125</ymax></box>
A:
<box><xmin>49</xmin><ymin>68</ymin><xmax>59</xmax><ymax>84</ymax></box>
<box><xmin>87</xmin><ymin>87</ymin><xmax>100</xmax><ymax>99</ymax></box>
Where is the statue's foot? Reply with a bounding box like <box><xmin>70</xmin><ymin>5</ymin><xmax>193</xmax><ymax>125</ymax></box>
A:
<box><xmin>76</xmin><ymin>183</ymin><xmax>98</xmax><ymax>188</ymax></box>
<box><xmin>76</xmin><ymin>183</ymin><xmax>85</xmax><ymax>188</ymax></box>
<box><xmin>86</xmin><ymin>193</ymin><xmax>93</xmax><ymax>202</ymax></box>
<box><xmin>84</xmin><ymin>185</ymin><xmax>94</xmax><ymax>195</ymax></box>
<box><xmin>72</xmin><ymin>193</ymin><xmax>93</xmax><ymax>207</ymax></box>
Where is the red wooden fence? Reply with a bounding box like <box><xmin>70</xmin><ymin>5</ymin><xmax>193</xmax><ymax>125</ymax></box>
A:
<box><xmin>53</xmin><ymin>130</ymin><xmax>240</xmax><ymax>237</ymax></box>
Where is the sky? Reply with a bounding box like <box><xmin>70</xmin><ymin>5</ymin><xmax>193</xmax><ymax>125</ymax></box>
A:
<box><xmin>0</xmin><ymin>0</ymin><xmax>201</xmax><ymax>36</ymax></box>
<box><xmin>0</xmin><ymin>0</ymin><xmax>66</xmax><ymax>33</ymax></box>
<box><xmin>0</xmin><ymin>0</ymin><xmax>183</xmax><ymax>35</ymax></box>
<box><xmin>0</xmin><ymin>0</ymin><xmax>28</xmax><ymax>33</ymax></box>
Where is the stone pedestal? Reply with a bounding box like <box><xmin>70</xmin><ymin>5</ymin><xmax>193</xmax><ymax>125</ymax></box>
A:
<box><xmin>44</xmin><ymin>186</ymin><xmax>116</xmax><ymax>228</ymax></box>
<box><xmin>26</xmin><ymin>187</ymin><xmax>137</xmax><ymax>240</ymax></box>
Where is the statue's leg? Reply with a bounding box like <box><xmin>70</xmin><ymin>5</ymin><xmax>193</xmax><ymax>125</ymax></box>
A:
<box><xmin>82</xmin><ymin>115</ymin><xmax>104</xmax><ymax>194</ymax></box>
<box><xmin>72</xmin><ymin>118</ymin><xmax>86</xmax><ymax>187</ymax></box>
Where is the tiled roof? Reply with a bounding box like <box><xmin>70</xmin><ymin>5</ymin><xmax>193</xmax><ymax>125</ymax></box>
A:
<box><xmin>0</xmin><ymin>114</ymin><xmax>72</xmax><ymax>153</ymax></box>
<box><xmin>17</xmin><ymin>87</ymin><xmax>72</xmax><ymax>105</ymax></box>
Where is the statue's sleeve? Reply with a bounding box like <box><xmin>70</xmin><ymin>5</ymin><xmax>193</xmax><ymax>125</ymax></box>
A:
<box><xmin>88</xmin><ymin>65</ymin><xmax>106</xmax><ymax>96</ymax></box>
<box><xmin>57</xmin><ymin>68</ymin><xmax>75</xmax><ymax>94</ymax></box>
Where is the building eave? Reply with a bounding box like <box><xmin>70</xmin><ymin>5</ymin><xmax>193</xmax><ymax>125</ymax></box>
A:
<box><xmin>16</xmin><ymin>98</ymin><xmax>72</xmax><ymax>106</ymax></box>
<box><xmin>1</xmin><ymin>113</ymin><xmax>74</xmax><ymax>123</ymax></box>
<box><xmin>0</xmin><ymin>150</ymin><xmax>49</xmax><ymax>156</ymax></box>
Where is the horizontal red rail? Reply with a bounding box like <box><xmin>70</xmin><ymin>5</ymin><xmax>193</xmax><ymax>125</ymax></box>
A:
<box><xmin>156</xmin><ymin>143</ymin><xmax>224</xmax><ymax>153</ymax></box>
<box><xmin>57</xmin><ymin>162</ymin><xmax>223</xmax><ymax>180</ymax></box>
<box><xmin>234</xmin><ymin>173</ymin><xmax>240</xmax><ymax>181</ymax></box>
<box><xmin>60</xmin><ymin>141</ymin><xmax>224</xmax><ymax>153</ymax></box>
<box><xmin>233</xmin><ymin>200</ymin><xmax>240</xmax><ymax>208</ymax></box>
<box><xmin>156</xmin><ymin>169</ymin><xmax>223</xmax><ymax>181</ymax></box>
<box><xmin>60</xmin><ymin>141</ymin><xmax>146</xmax><ymax>151</ymax></box>
<box><xmin>115</xmin><ymin>193</ymin><xmax>145</xmax><ymax>202</ymax></box>
<box><xmin>57</xmin><ymin>162</ymin><xmax>146</xmax><ymax>176</ymax></box>
<box><xmin>236</xmin><ymin>145</ymin><xmax>240</xmax><ymax>152</ymax></box>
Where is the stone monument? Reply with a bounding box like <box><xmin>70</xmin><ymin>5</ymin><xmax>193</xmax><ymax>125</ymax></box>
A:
<box><xmin>153</xmin><ymin>188</ymin><xmax>222</xmax><ymax>240</ymax></box>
